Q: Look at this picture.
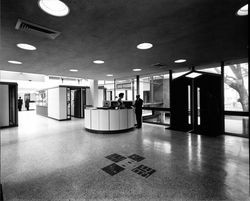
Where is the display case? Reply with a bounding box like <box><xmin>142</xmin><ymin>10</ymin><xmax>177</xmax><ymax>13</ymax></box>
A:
<box><xmin>36</xmin><ymin>90</ymin><xmax>48</xmax><ymax>106</ymax></box>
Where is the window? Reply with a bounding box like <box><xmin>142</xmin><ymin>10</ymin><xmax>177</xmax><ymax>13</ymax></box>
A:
<box><xmin>115</xmin><ymin>78</ymin><xmax>135</xmax><ymax>100</ymax></box>
<box><xmin>224</xmin><ymin>62</ymin><xmax>248</xmax><ymax>112</ymax></box>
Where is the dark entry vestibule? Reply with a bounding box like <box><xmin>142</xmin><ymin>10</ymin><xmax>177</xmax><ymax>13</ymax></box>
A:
<box><xmin>170</xmin><ymin>71</ymin><xmax>223</xmax><ymax>136</ymax></box>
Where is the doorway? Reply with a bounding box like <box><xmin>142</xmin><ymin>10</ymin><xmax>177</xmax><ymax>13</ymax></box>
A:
<box><xmin>70</xmin><ymin>88</ymin><xmax>86</xmax><ymax>118</ymax></box>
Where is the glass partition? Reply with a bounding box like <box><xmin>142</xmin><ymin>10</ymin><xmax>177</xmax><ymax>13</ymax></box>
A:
<box><xmin>139</xmin><ymin>73</ymin><xmax>170</xmax><ymax>108</ymax></box>
<box><xmin>115</xmin><ymin>78</ymin><xmax>135</xmax><ymax>100</ymax></box>
<box><xmin>102</xmin><ymin>80</ymin><xmax>114</xmax><ymax>101</ymax></box>
<box><xmin>139</xmin><ymin>72</ymin><xmax>170</xmax><ymax>125</ymax></box>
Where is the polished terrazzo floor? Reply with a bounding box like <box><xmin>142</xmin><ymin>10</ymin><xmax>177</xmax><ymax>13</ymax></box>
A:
<box><xmin>0</xmin><ymin>111</ymin><xmax>249</xmax><ymax>201</ymax></box>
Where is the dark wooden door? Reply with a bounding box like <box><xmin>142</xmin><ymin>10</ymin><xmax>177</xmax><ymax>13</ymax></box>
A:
<box><xmin>193</xmin><ymin>74</ymin><xmax>223</xmax><ymax>135</ymax></box>
<box><xmin>170</xmin><ymin>76</ymin><xmax>193</xmax><ymax>131</ymax></box>
<box><xmin>74</xmin><ymin>89</ymin><xmax>82</xmax><ymax>118</ymax></box>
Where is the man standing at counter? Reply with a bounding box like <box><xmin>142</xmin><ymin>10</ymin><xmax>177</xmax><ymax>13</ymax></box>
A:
<box><xmin>134</xmin><ymin>95</ymin><xmax>143</xmax><ymax>128</ymax></box>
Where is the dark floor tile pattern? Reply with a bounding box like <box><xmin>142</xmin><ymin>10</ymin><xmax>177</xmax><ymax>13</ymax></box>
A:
<box><xmin>102</xmin><ymin>153</ymin><xmax>155</xmax><ymax>178</ymax></box>
<box><xmin>105</xmin><ymin>153</ymin><xmax>127</xmax><ymax>163</ymax></box>
<box><xmin>101</xmin><ymin>163</ymin><xmax>125</xmax><ymax>176</ymax></box>
<box><xmin>128</xmin><ymin>154</ymin><xmax>145</xmax><ymax>162</ymax></box>
<box><xmin>118</xmin><ymin>158</ymin><xmax>138</xmax><ymax>168</ymax></box>
<box><xmin>132</xmin><ymin>165</ymin><xmax>156</xmax><ymax>178</ymax></box>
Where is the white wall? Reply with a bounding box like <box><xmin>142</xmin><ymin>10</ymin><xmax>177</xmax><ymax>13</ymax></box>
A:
<box><xmin>0</xmin><ymin>84</ymin><xmax>9</xmax><ymax>127</ymax></box>
<box><xmin>48</xmin><ymin>87</ymin><xmax>67</xmax><ymax>120</ymax></box>
<box><xmin>59</xmin><ymin>87</ymin><xmax>67</xmax><ymax>119</ymax></box>
<box><xmin>86</xmin><ymin>88</ymin><xmax>105</xmax><ymax>107</ymax></box>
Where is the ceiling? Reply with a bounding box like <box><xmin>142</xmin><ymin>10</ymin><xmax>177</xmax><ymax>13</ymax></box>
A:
<box><xmin>0</xmin><ymin>0</ymin><xmax>248</xmax><ymax>80</ymax></box>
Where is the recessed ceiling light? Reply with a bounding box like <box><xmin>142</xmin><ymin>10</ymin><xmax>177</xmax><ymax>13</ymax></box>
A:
<box><xmin>93</xmin><ymin>60</ymin><xmax>104</xmax><ymax>64</ymax></box>
<box><xmin>38</xmin><ymin>0</ymin><xmax>70</xmax><ymax>17</ymax></box>
<box><xmin>186</xmin><ymin>72</ymin><xmax>202</xmax><ymax>78</ymax></box>
<box><xmin>237</xmin><ymin>4</ymin><xmax>248</xmax><ymax>16</ymax></box>
<box><xmin>106</xmin><ymin>74</ymin><xmax>113</xmax><ymax>77</ymax></box>
<box><xmin>8</xmin><ymin>60</ymin><xmax>22</xmax><ymax>64</ymax></box>
<box><xmin>174</xmin><ymin>59</ymin><xmax>186</xmax><ymax>63</ymax></box>
<box><xmin>137</xmin><ymin>43</ymin><xmax>153</xmax><ymax>50</ymax></box>
<box><xmin>17</xmin><ymin>43</ymin><xmax>36</xmax><ymax>50</ymax></box>
<box><xmin>133</xmin><ymin>68</ymin><xmax>142</xmax><ymax>71</ymax></box>
<box><xmin>69</xmin><ymin>69</ymin><xmax>78</xmax><ymax>72</ymax></box>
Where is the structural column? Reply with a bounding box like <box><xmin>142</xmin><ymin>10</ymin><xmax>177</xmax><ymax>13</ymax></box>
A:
<box><xmin>89</xmin><ymin>79</ymin><xmax>98</xmax><ymax>107</ymax></box>
<box><xmin>136</xmin><ymin>75</ymin><xmax>140</xmax><ymax>96</ymax></box>
<box><xmin>150</xmin><ymin>76</ymin><xmax>154</xmax><ymax>103</ymax></box>
<box><xmin>221</xmin><ymin>61</ymin><xmax>225</xmax><ymax>133</ymax></box>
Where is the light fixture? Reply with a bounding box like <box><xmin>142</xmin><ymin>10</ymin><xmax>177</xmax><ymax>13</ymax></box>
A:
<box><xmin>237</xmin><ymin>4</ymin><xmax>248</xmax><ymax>16</ymax></box>
<box><xmin>17</xmin><ymin>43</ymin><xmax>36</xmax><ymax>50</ymax></box>
<box><xmin>133</xmin><ymin>68</ymin><xmax>142</xmax><ymax>71</ymax></box>
<box><xmin>137</xmin><ymin>43</ymin><xmax>153</xmax><ymax>50</ymax></box>
<box><xmin>106</xmin><ymin>74</ymin><xmax>113</xmax><ymax>77</ymax></box>
<box><xmin>69</xmin><ymin>69</ymin><xmax>78</xmax><ymax>72</ymax></box>
<box><xmin>8</xmin><ymin>60</ymin><xmax>22</xmax><ymax>64</ymax></box>
<box><xmin>174</xmin><ymin>59</ymin><xmax>186</xmax><ymax>63</ymax></box>
<box><xmin>93</xmin><ymin>60</ymin><xmax>104</xmax><ymax>64</ymax></box>
<box><xmin>38</xmin><ymin>0</ymin><xmax>70</xmax><ymax>17</ymax></box>
<box><xmin>185</xmin><ymin>72</ymin><xmax>202</xmax><ymax>78</ymax></box>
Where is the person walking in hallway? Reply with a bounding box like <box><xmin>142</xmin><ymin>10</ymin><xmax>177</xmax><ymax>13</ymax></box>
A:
<box><xmin>134</xmin><ymin>95</ymin><xmax>143</xmax><ymax>128</ymax></box>
<box><xmin>25</xmin><ymin>98</ymin><xmax>30</xmax><ymax>111</ymax></box>
<box><xmin>18</xmin><ymin>97</ymin><xmax>23</xmax><ymax>111</ymax></box>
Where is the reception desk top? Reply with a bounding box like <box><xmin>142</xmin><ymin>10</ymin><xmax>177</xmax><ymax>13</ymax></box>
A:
<box><xmin>85</xmin><ymin>108</ymin><xmax>135</xmax><ymax>134</ymax></box>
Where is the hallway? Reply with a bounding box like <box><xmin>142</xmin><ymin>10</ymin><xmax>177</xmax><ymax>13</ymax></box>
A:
<box><xmin>1</xmin><ymin>111</ymin><xmax>249</xmax><ymax>200</ymax></box>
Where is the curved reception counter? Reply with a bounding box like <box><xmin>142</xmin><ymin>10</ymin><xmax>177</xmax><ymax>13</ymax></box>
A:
<box><xmin>85</xmin><ymin>108</ymin><xmax>135</xmax><ymax>133</ymax></box>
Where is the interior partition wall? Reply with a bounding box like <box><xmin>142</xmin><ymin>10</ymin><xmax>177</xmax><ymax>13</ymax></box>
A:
<box><xmin>0</xmin><ymin>82</ymin><xmax>18</xmax><ymax>128</ymax></box>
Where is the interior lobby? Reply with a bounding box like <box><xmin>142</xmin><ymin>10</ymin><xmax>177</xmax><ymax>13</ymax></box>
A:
<box><xmin>0</xmin><ymin>0</ymin><xmax>249</xmax><ymax>201</ymax></box>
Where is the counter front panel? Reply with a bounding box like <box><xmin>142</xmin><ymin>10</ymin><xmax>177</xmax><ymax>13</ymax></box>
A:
<box><xmin>85</xmin><ymin>108</ymin><xmax>135</xmax><ymax>133</ymax></box>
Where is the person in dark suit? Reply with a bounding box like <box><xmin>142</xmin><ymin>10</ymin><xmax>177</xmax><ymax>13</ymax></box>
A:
<box><xmin>18</xmin><ymin>97</ymin><xmax>23</xmax><ymax>111</ymax></box>
<box><xmin>25</xmin><ymin>98</ymin><xmax>30</xmax><ymax>111</ymax></box>
<box><xmin>134</xmin><ymin>95</ymin><xmax>143</xmax><ymax>128</ymax></box>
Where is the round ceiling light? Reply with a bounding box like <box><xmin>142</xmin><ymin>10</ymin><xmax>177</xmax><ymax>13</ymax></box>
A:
<box><xmin>8</xmin><ymin>60</ymin><xmax>22</xmax><ymax>64</ymax></box>
<box><xmin>38</xmin><ymin>0</ymin><xmax>70</xmax><ymax>17</ymax></box>
<box><xmin>133</xmin><ymin>68</ymin><xmax>142</xmax><ymax>71</ymax></box>
<box><xmin>106</xmin><ymin>74</ymin><xmax>113</xmax><ymax>77</ymax></box>
<box><xmin>237</xmin><ymin>4</ymin><xmax>248</xmax><ymax>16</ymax></box>
<box><xmin>174</xmin><ymin>59</ymin><xmax>186</xmax><ymax>63</ymax></box>
<box><xmin>69</xmin><ymin>69</ymin><xmax>78</xmax><ymax>72</ymax></box>
<box><xmin>137</xmin><ymin>43</ymin><xmax>153</xmax><ymax>50</ymax></box>
<box><xmin>93</xmin><ymin>60</ymin><xmax>104</xmax><ymax>64</ymax></box>
<box><xmin>17</xmin><ymin>43</ymin><xmax>37</xmax><ymax>50</ymax></box>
